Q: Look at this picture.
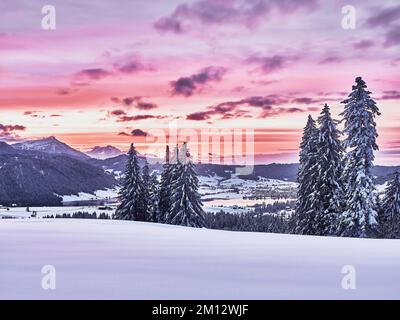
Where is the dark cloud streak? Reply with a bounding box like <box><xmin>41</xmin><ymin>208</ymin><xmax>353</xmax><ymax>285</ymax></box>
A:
<box><xmin>186</xmin><ymin>94</ymin><xmax>322</xmax><ymax>121</ymax></box>
<box><xmin>118</xmin><ymin>129</ymin><xmax>149</xmax><ymax>137</ymax></box>
<box><xmin>171</xmin><ymin>66</ymin><xmax>227</xmax><ymax>97</ymax></box>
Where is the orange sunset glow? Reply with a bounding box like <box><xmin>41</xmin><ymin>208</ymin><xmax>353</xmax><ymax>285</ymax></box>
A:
<box><xmin>0</xmin><ymin>0</ymin><xmax>399</xmax><ymax>164</ymax></box>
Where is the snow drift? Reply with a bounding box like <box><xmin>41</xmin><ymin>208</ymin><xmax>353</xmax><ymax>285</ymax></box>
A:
<box><xmin>0</xmin><ymin>219</ymin><xmax>399</xmax><ymax>299</ymax></box>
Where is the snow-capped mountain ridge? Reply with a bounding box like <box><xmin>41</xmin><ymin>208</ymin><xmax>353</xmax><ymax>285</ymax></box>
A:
<box><xmin>86</xmin><ymin>145</ymin><xmax>123</xmax><ymax>159</ymax></box>
<box><xmin>0</xmin><ymin>140</ymin><xmax>117</xmax><ymax>206</ymax></box>
<box><xmin>13</xmin><ymin>136</ymin><xmax>89</xmax><ymax>160</ymax></box>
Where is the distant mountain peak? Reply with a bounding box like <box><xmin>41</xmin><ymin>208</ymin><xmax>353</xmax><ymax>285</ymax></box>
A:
<box><xmin>90</xmin><ymin>145</ymin><xmax>120</xmax><ymax>152</ymax></box>
<box><xmin>12</xmin><ymin>136</ymin><xmax>89</xmax><ymax>160</ymax></box>
<box><xmin>87</xmin><ymin>145</ymin><xmax>123</xmax><ymax>159</ymax></box>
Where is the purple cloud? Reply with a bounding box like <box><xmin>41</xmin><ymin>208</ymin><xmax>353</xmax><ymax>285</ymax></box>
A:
<box><xmin>111</xmin><ymin>110</ymin><xmax>168</xmax><ymax>122</ymax></box>
<box><xmin>23</xmin><ymin>111</ymin><xmax>63</xmax><ymax>119</ymax></box>
<box><xmin>73</xmin><ymin>56</ymin><xmax>153</xmax><ymax>86</ymax></box>
<box><xmin>319</xmin><ymin>55</ymin><xmax>343</xmax><ymax>64</ymax></box>
<box><xmin>186</xmin><ymin>94</ymin><xmax>319</xmax><ymax>121</ymax></box>
<box><xmin>131</xmin><ymin>129</ymin><xmax>149</xmax><ymax>137</ymax></box>
<box><xmin>114</xmin><ymin>57</ymin><xmax>153</xmax><ymax>74</ymax></box>
<box><xmin>122</xmin><ymin>97</ymin><xmax>135</xmax><ymax>106</ymax></box>
<box><xmin>23</xmin><ymin>111</ymin><xmax>36</xmax><ymax>116</ymax></box>
<box><xmin>76</xmin><ymin>68</ymin><xmax>112</xmax><ymax>80</ymax></box>
<box><xmin>110</xmin><ymin>96</ymin><xmax>160</xmax><ymax>110</ymax></box>
<box><xmin>186</xmin><ymin>111</ymin><xmax>213</xmax><ymax>121</ymax></box>
<box><xmin>0</xmin><ymin>123</ymin><xmax>26</xmax><ymax>141</ymax></box>
<box><xmin>119</xmin><ymin>96</ymin><xmax>159</xmax><ymax>109</ymax></box>
<box><xmin>136</xmin><ymin>101</ymin><xmax>158</xmax><ymax>110</ymax></box>
<box><xmin>119</xmin><ymin>129</ymin><xmax>149</xmax><ymax>137</ymax></box>
<box><xmin>380</xmin><ymin>149</ymin><xmax>400</xmax><ymax>156</ymax></box>
<box><xmin>110</xmin><ymin>109</ymin><xmax>127</xmax><ymax>116</ymax></box>
<box><xmin>384</xmin><ymin>27</ymin><xmax>400</xmax><ymax>47</ymax></box>
<box><xmin>0</xmin><ymin>124</ymin><xmax>26</xmax><ymax>131</ymax></box>
<box><xmin>56</xmin><ymin>88</ymin><xmax>76</xmax><ymax>95</ymax></box>
<box><xmin>155</xmin><ymin>0</ymin><xmax>317</xmax><ymax>34</ymax></box>
<box><xmin>366</xmin><ymin>5</ymin><xmax>400</xmax><ymax>28</ymax></box>
<box><xmin>23</xmin><ymin>111</ymin><xmax>45</xmax><ymax>118</ymax></box>
<box><xmin>292</xmin><ymin>97</ymin><xmax>318</xmax><ymax>105</ymax></box>
<box><xmin>353</xmin><ymin>40</ymin><xmax>374</xmax><ymax>50</ymax></box>
<box><xmin>117</xmin><ymin>115</ymin><xmax>158</xmax><ymax>122</ymax></box>
<box><xmin>246</xmin><ymin>54</ymin><xmax>297</xmax><ymax>73</ymax></box>
<box><xmin>380</xmin><ymin>90</ymin><xmax>400</xmax><ymax>100</ymax></box>
<box><xmin>154</xmin><ymin>16</ymin><xmax>184</xmax><ymax>34</ymax></box>
<box><xmin>171</xmin><ymin>66</ymin><xmax>227</xmax><ymax>97</ymax></box>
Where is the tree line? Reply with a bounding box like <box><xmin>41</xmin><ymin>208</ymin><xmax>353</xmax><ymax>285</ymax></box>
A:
<box><xmin>114</xmin><ymin>142</ymin><xmax>206</xmax><ymax>228</ymax></box>
<box><xmin>290</xmin><ymin>77</ymin><xmax>400</xmax><ymax>239</ymax></box>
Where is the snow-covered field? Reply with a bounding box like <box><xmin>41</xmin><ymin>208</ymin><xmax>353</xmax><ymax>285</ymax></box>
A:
<box><xmin>60</xmin><ymin>188</ymin><xmax>119</xmax><ymax>203</ymax></box>
<box><xmin>1</xmin><ymin>219</ymin><xmax>399</xmax><ymax>299</ymax></box>
<box><xmin>0</xmin><ymin>205</ymin><xmax>116</xmax><ymax>219</ymax></box>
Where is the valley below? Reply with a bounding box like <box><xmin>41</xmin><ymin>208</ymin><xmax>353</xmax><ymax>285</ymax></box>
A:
<box><xmin>0</xmin><ymin>175</ymin><xmax>297</xmax><ymax>219</ymax></box>
<box><xmin>0</xmin><ymin>136</ymin><xmax>396</xmax><ymax>220</ymax></box>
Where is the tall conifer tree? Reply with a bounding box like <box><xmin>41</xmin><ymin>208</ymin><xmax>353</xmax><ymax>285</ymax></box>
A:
<box><xmin>149</xmin><ymin>172</ymin><xmax>160</xmax><ymax>222</ymax></box>
<box><xmin>338</xmin><ymin>77</ymin><xmax>380</xmax><ymax>237</ymax></box>
<box><xmin>158</xmin><ymin>145</ymin><xmax>172</xmax><ymax>222</ymax></box>
<box><xmin>167</xmin><ymin>143</ymin><xmax>206</xmax><ymax>228</ymax></box>
<box><xmin>292</xmin><ymin>115</ymin><xmax>319</xmax><ymax>235</ymax></box>
<box><xmin>141</xmin><ymin>159</ymin><xmax>153</xmax><ymax>221</ymax></box>
<box><xmin>114</xmin><ymin>143</ymin><xmax>145</xmax><ymax>220</ymax></box>
<box><xmin>314</xmin><ymin>104</ymin><xmax>345</xmax><ymax>235</ymax></box>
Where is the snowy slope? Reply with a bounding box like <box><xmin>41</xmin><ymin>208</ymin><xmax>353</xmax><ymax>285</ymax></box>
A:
<box><xmin>1</xmin><ymin>219</ymin><xmax>399</xmax><ymax>299</ymax></box>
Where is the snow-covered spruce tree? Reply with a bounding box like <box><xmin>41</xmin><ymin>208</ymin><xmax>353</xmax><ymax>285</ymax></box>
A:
<box><xmin>338</xmin><ymin>77</ymin><xmax>380</xmax><ymax>238</ymax></box>
<box><xmin>166</xmin><ymin>142</ymin><xmax>207</xmax><ymax>228</ymax></box>
<box><xmin>149</xmin><ymin>172</ymin><xmax>160</xmax><ymax>222</ymax></box>
<box><xmin>140</xmin><ymin>159</ymin><xmax>153</xmax><ymax>222</ymax></box>
<box><xmin>291</xmin><ymin>115</ymin><xmax>320</xmax><ymax>235</ymax></box>
<box><xmin>314</xmin><ymin>104</ymin><xmax>345</xmax><ymax>235</ymax></box>
<box><xmin>158</xmin><ymin>145</ymin><xmax>172</xmax><ymax>222</ymax></box>
<box><xmin>114</xmin><ymin>143</ymin><xmax>145</xmax><ymax>221</ymax></box>
<box><xmin>376</xmin><ymin>194</ymin><xmax>386</xmax><ymax>238</ymax></box>
<box><xmin>381</xmin><ymin>172</ymin><xmax>400</xmax><ymax>238</ymax></box>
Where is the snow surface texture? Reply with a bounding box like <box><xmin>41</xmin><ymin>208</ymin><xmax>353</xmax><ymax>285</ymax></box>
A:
<box><xmin>1</xmin><ymin>219</ymin><xmax>399</xmax><ymax>299</ymax></box>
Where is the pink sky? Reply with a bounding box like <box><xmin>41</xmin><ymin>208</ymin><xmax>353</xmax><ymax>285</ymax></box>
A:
<box><xmin>0</xmin><ymin>0</ymin><xmax>399</xmax><ymax>164</ymax></box>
